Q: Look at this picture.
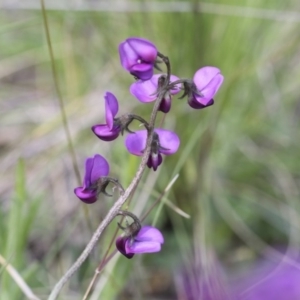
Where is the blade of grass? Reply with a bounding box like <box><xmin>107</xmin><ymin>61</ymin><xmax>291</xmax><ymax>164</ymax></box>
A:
<box><xmin>0</xmin><ymin>254</ymin><xmax>40</xmax><ymax>300</ymax></box>
<box><xmin>39</xmin><ymin>0</ymin><xmax>92</xmax><ymax>232</ymax></box>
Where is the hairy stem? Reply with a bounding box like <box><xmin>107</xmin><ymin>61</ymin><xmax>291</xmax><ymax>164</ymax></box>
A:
<box><xmin>48</xmin><ymin>72</ymin><xmax>168</xmax><ymax>300</ymax></box>
<box><xmin>82</xmin><ymin>173</ymin><xmax>178</xmax><ymax>299</ymax></box>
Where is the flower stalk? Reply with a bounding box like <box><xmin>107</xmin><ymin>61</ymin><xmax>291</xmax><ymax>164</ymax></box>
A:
<box><xmin>49</xmin><ymin>35</ymin><xmax>224</xmax><ymax>300</ymax></box>
<box><xmin>48</xmin><ymin>62</ymin><xmax>169</xmax><ymax>300</ymax></box>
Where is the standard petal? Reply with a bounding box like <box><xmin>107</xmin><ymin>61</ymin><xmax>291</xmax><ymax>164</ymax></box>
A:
<box><xmin>119</xmin><ymin>41</ymin><xmax>138</xmax><ymax>69</ymax></box>
<box><xmin>125</xmin><ymin>130</ymin><xmax>148</xmax><ymax>156</ymax></box>
<box><xmin>74</xmin><ymin>187</ymin><xmax>97</xmax><ymax>204</ymax></box>
<box><xmin>105</xmin><ymin>92</ymin><xmax>119</xmax><ymax>130</ymax></box>
<box><xmin>193</xmin><ymin>66</ymin><xmax>222</xmax><ymax>90</ymax></box>
<box><xmin>135</xmin><ymin>226</ymin><xmax>164</xmax><ymax>243</ymax></box>
<box><xmin>92</xmin><ymin>124</ymin><xmax>120</xmax><ymax>141</ymax></box>
<box><xmin>155</xmin><ymin>129</ymin><xmax>180</xmax><ymax>155</ymax></box>
<box><xmin>83</xmin><ymin>157</ymin><xmax>94</xmax><ymax>188</ymax></box>
<box><xmin>195</xmin><ymin>73</ymin><xmax>224</xmax><ymax>103</ymax></box>
<box><xmin>90</xmin><ymin>154</ymin><xmax>110</xmax><ymax>184</ymax></box>
<box><xmin>116</xmin><ymin>237</ymin><xmax>134</xmax><ymax>259</ymax></box>
<box><xmin>126</xmin><ymin>240</ymin><xmax>162</xmax><ymax>254</ymax></box>
<box><xmin>130</xmin><ymin>79</ymin><xmax>157</xmax><ymax>103</ymax></box>
<box><xmin>127</xmin><ymin>37</ymin><xmax>157</xmax><ymax>62</ymax></box>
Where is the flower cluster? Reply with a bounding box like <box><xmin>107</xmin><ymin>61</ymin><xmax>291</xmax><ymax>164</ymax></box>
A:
<box><xmin>74</xmin><ymin>37</ymin><xmax>223</xmax><ymax>259</ymax></box>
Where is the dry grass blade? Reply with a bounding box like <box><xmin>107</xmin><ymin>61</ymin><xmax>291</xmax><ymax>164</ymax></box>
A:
<box><xmin>0</xmin><ymin>254</ymin><xmax>40</xmax><ymax>300</ymax></box>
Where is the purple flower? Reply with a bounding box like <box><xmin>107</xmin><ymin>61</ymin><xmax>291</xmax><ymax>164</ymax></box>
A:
<box><xmin>233</xmin><ymin>260</ymin><xmax>300</xmax><ymax>300</ymax></box>
<box><xmin>119</xmin><ymin>37</ymin><xmax>158</xmax><ymax>80</ymax></box>
<box><xmin>188</xmin><ymin>66</ymin><xmax>224</xmax><ymax>109</ymax></box>
<box><xmin>74</xmin><ymin>154</ymin><xmax>109</xmax><ymax>204</ymax></box>
<box><xmin>125</xmin><ymin>128</ymin><xmax>180</xmax><ymax>171</ymax></box>
<box><xmin>130</xmin><ymin>74</ymin><xmax>182</xmax><ymax>113</ymax></box>
<box><xmin>92</xmin><ymin>92</ymin><xmax>121</xmax><ymax>141</ymax></box>
<box><xmin>116</xmin><ymin>226</ymin><xmax>164</xmax><ymax>259</ymax></box>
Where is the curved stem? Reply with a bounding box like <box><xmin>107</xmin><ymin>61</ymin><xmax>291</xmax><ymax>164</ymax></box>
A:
<box><xmin>116</xmin><ymin>210</ymin><xmax>141</xmax><ymax>225</ymax></box>
<box><xmin>82</xmin><ymin>173</ymin><xmax>177</xmax><ymax>298</ymax></box>
<box><xmin>96</xmin><ymin>177</ymin><xmax>125</xmax><ymax>197</ymax></box>
<box><xmin>167</xmin><ymin>78</ymin><xmax>191</xmax><ymax>88</ymax></box>
<box><xmin>48</xmin><ymin>76</ymin><xmax>166</xmax><ymax>300</ymax></box>
<box><xmin>128</xmin><ymin>114</ymin><xmax>150</xmax><ymax>131</ymax></box>
<box><xmin>157</xmin><ymin>52</ymin><xmax>171</xmax><ymax>83</ymax></box>
<box><xmin>116</xmin><ymin>210</ymin><xmax>142</xmax><ymax>234</ymax></box>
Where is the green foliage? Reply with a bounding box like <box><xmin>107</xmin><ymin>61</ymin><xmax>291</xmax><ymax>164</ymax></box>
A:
<box><xmin>0</xmin><ymin>159</ymin><xmax>41</xmax><ymax>298</ymax></box>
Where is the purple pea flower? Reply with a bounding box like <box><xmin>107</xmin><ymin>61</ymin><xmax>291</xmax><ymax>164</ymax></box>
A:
<box><xmin>125</xmin><ymin>128</ymin><xmax>180</xmax><ymax>171</ymax></box>
<box><xmin>130</xmin><ymin>74</ymin><xmax>182</xmax><ymax>113</ymax></box>
<box><xmin>74</xmin><ymin>154</ymin><xmax>109</xmax><ymax>204</ymax></box>
<box><xmin>116</xmin><ymin>226</ymin><xmax>164</xmax><ymax>259</ymax></box>
<box><xmin>92</xmin><ymin>92</ymin><xmax>121</xmax><ymax>141</ymax></box>
<box><xmin>187</xmin><ymin>66</ymin><xmax>224</xmax><ymax>109</ymax></box>
<box><xmin>119</xmin><ymin>37</ymin><xmax>158</xmax><ymax>80</ymax></box>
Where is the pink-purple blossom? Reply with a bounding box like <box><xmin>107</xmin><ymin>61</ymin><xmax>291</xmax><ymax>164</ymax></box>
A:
<box><xmin>74</xmin><ymin>154</ymin><xmax>109</xmax><ymax>204</ymax></box>
<box><xmin>189</xmin><ymin>66</ymin><xmax>224</xmax><ymax>109</ymax></box>
<box><xmin>233</xmin><ymin>260</ymin><xmax>300</xmax><ymax>300</ymax></box>
<box><xmin>92</xmin><ymin>92</ymin><xmax>121</xmax><ymax>141</ymax></box>
<box><xmin>116</xmin><ymin>226</ymin><xmax>164</xmax><ymax>259</ymax></box>
<box><xmin>130</xmin><ymin>74</ymin><xmax>182</xmax><ymax>113</ymax></box>
<box><xmin>119</xmin><ymin>37</ymin><xmax>158</xmax><ymax>80</ymax></box>
<box><xmin>125</xmin><ymin>128</ymin><xmax>180</xmax><ymax>171</ymax></box>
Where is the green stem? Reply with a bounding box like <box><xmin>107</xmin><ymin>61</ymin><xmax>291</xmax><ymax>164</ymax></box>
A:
<box><xmin>40</xmin><ymin>0</ymin><xmax>81</xmax><ymax>184</ymax></box>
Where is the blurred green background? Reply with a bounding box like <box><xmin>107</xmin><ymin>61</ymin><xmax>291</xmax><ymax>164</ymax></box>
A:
<box><xmin>1</xmin><ymin>0</ymin><xmax>300</xmax><ymax>299</ymax></box>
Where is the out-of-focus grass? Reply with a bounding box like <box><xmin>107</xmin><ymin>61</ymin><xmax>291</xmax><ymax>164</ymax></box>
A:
<box><xmin>1</xmin><ymin>0</ymin><xmax>300</xmax><ymax>298</ymax></box>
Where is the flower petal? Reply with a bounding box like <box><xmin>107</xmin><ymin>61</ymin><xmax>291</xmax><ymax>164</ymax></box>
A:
<box><xmin>116</xmin><ymin>237</ymin><xmax>134</xmax><ymax>259</ymax></box>
<box><xmin>135</xmin><ymin>226</ymin><xmax>164</xmax><ymax>244</ymax></box>
<box><xmin>125</xmin><ymin>130</ymin><xmax>147</xmax><ymax>156</ymax></box>
<box><xmin>92</xmin><ymin>124</ymin><xmax>120</xmax><ymax>141</ymax></box>
<box><xmin>169</xmin><ymin>74</ymin><xmax>182</xmax><ymax>95</ymax></box>
<box><xmin>155</xmin><ymin>128</ymin><xmax>180</xmax><ymax>155</ymax></box>
<box><xmin>127</xmin><ymin>37</ymin><xmax>157</xmax><ymax>62</ymax></box>
<box><xmin>130</xmin><ymin>74</ymin><xmax>181</xmax><ymax>105</ymax></box>
<box><xmin>74</xmin><ymin>187</ymin><xmax>97</xmax><ymax>204</ymax></box>
<box><xmin>90</xmin><ymin>154</ymin><xmax>110</xmax><ymax>184</ymax></box>
<box><xmin>159</xmin><ymin>95</ymin><xmax>172</xmax><ymax>113</ymax></box>
<box><xmin>147</xmin><ymin>153</ymin><xmax>163</xmax><ymax>171</ymax></box>
<box><xmin>83</xmin><ymin>157</ymin><xmax>94</xmax><ymax>188</ymax></box>
<box><xmin>195</xmin><ymin>74</ymin><xmax>224</xmax><ymax>103</ymax></box>
<box><xmin>130</xmin><ymin>64</ymin><xmax>153</xmax><ymax>80</ymax></box>
<box><xmin>119</xmin><ymin>41</ymin><xmax>138</xmax><ymax>69</ymax></box>
<box><xmin>105</xmin><ymin>92</ymin><xmax>119</xmax><ymax>130</ymax></box>
<box><xmin>188</xmin><ymin>98</ymin><xmax>214</xmax><ymax>110</ymax></box>
<box><xmin>130</xmin><ymin>79</ymin><xmax>157</xmax><ymax>103</ymax></box>
<box><xmin>126</xmin><ymin>240</ymin><xmax>162</xmax><ymax>254</ymax></box>
<box><xmin>193</xmin><ymin>66</ymin><xmax>222</xmax><ymax>90</ymax></box>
